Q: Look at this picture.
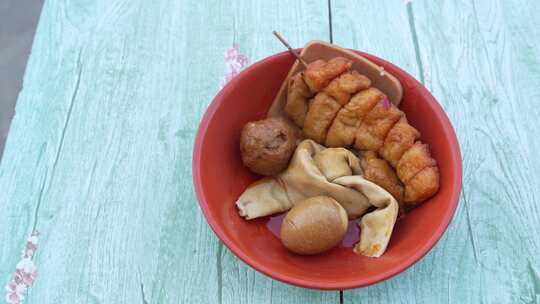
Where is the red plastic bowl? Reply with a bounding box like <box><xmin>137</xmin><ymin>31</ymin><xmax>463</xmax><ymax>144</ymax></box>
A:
<box><xmin>193</xmin><ymin>50</ymin><xmax>461</xmax><ymax>290</ymax></box>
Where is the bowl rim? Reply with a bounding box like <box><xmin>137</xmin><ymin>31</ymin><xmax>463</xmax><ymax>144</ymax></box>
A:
<box><xmin>193</xmin><ymin>49</ymin><xmax>462</xmax><ymax>290</ymax></box>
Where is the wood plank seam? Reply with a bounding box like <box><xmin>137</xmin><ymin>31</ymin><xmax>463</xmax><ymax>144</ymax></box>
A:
<box><xmin>406</xmin><ymin>2</ymin><xmax>425</xmax><ymax>85</ymax></box>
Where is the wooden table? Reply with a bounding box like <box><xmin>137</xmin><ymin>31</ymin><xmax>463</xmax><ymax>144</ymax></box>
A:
<box><xmin>1</xmin><ymin>1</ymin><xmax>539</xmax><ymax>303</ymax></box>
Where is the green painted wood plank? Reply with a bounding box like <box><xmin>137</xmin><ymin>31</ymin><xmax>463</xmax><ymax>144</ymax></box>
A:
<box><xmin>331</xmin><ymin>2</ymin><xmax>426</xmax><ymax>302</ymax></box>
<box><xmin>331</xmin><ymin>0</ymin><xmax>420</xmax><ymax>80</ymax></box>
<box><xmin>333</xmin><ymin>0</ymin><xmax>540</xmax><ymax>303</ymax></box>
<box><xmin>216</xmin><ymin>2</ymin><xmax>339</xmax><ymax>303</ymax></box>
<box><xmin>0</xmin><ymin>0</ymin><xmax>338</xmax><ymax>303</ymax></box>
<box><xmin>411</xmin><ymin>1</ymin><xmax>540</xmax><ymax>302</ymax></box>
<box><xmin>0</xmin><ymin>0</ymin><xmax>88</xmax><ymax>285</ymax></box>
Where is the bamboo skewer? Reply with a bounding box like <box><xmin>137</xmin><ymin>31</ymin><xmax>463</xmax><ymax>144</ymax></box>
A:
<box><xmin>272</xmin><ymin>31</ymin><xmax>308</xmax><ymax>68</ymax></box>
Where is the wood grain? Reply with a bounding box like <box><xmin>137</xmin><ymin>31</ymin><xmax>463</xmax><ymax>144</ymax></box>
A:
<box><xmin>3</xmin><ymin>0</ymin><xmax>539</xmax><ymax>302</ymax></box>
<box><xmin>332</xmin><ymin>0</ymin><xmax>540</xmax><ymax>303</ymax></box>
<box><xmin>331</xmin><ymin>0</ymin><xmax>420</xmax><ymax>80</ymax></box>
<box><xmin>0</xmin><ymin>0</ymin><xmax>337</xmax><ymax>303</ymax></box>
<box><xmin>217</xmin><ymin>2</ymin><xmax>338</xmax><ymax>303</ymax></box>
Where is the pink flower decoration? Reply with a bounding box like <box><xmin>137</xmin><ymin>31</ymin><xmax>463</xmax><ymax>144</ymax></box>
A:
<box><xmin>220</xmin><ymin>43</ymin><xmax>249</xmax><ymax>89</ymax></box>
<box><xmin>5</xmin><ymin>231</ymin><xmax>39</xmax><ymax>304</ymax></box>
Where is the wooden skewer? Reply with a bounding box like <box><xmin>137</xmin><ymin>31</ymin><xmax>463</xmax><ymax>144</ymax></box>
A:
<box><xmin>272</xmin><ymin>31</ymin><xmax>308</xmax><ymax>67</ymax></box>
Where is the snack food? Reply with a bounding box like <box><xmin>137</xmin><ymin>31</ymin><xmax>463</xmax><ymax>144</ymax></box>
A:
<box><xmin>277</xmin><ymin>55</ymin><xmax>439</xmax><ymax>205</ymax></box>
<box><xmin>234</xmin><ymin>39</ymin><xmax>441</xmax><ymax>258</ymax></box>
<box><xmin>281</xmin><ymin>196</ymin><xmax>348</xmax><ymax>255</ymax></box>
<box><xmin>239</xmin><ymin>117</ymin><xmax>298</xmax><ymax>176</ymax></box>
<box><xmin>236</xmin><ymin>139</ymin><xmax>399</xmax><ymax>257</ymax></box>
<box><xmin>360</xmin><ymin>151</ymin><xmax>404</xmax><ymax>204</ymax></box>
<box><xmin>268</xmin><ymin>40</ymin><xmax>403</xmax><ymax>118</ymax></box>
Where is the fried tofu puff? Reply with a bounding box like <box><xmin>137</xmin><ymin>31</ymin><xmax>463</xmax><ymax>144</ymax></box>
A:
<box><xmin>302</xmin><ymin>93</ymin><xmax>341</xmax><ymax>144</ymax></box>
<box><xmin>281</xmin><ymin>56</ymin><xmax>440</xmax><ymax>205</ymax></box>
<box><xmin>396</xmin><ymin>142</ymin><xmax>439</xmax><ymax>204</ymax></box>
<box><xmin>303</xmin><ymin>57</ymin><xmax>352</xmax><ymax>93</ymax></box>
<box><xmin>360</xmin><ymin>151</ymin><xmax>404</xmax><ymax>203</ymax></box>
<box><xmin>325</xmin><ymin>87</ymin><xmax>382</xmax><ymax>147</ymax></box>
<box><xmin>323</xmin><ymin>71</ymin><xmax>371</xmax><ymax>105</ymax></box>
<box><xmin>285</xmin><ymin>73</ymin><xmax>313</xmax><ymax>127</ymax></box>
<box><xmin>379</xmin><ymin>117</ymin><xmax>420</xmax><ymax>167</ymax></box>
<box><xmin>354</xmin><ymin>97</ymin><xmax>403</xmax><ymax>151</ymax></box>
<box><xmin>404</xmin><ymin>166</ymin><xmax>440</xmax><ymax>204</ymax></box>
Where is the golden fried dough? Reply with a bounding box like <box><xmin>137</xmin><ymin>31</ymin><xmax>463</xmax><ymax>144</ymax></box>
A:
<box><xmin>323</xmin><ymin>71</ymin><xmax>371</xmax><ymax>105</ymax></box>
<box><xmin>403</xmin><ymin>166</ymin><xmax>440</xmax><ymax>204</ymax></box>
<box><xmin>325</xmin><ymin>88</ymin><xmax>382</xmax><ymax>147</ymax></box>
<box><xmin>285</xmin><ymin>73</ymin><xmax>313</xmax><ymax>127</ymax></box>
<box><xmin>304</xmin><ymin>57</ymin><xmax>352</xmax><ymax>93</ymax></box>
<box><xmin>396</xmin><ymin>142</ymin><xmax>437</xmax><ymax>183</ymax></box>
<box><xmin>278</xmin><ymin>55</ymin><xmax>441</xmax><ymax>206</ymax></box>
<box><xmin>360</xmin><ymin>151</ymin><xmax>404</xmax><ymax>203</ymax></box>
<box><xmin>354</xmin><ymin>98</ymin><xmax>403</xmax><ymax>151</ymax></box>
<box><xmin>240</xmin><ymin>117</ymin><xmax>298</xmax><ymax>176</ymax></box>
<box><xmin>379</xmin><ymin>117</ymin><xmax>420</xmax><ymax>167</ymax></box>
<box><xmin>303</xmin><ymin>93</ymin><xmax>342</xmax><ymax>144</ymax></box>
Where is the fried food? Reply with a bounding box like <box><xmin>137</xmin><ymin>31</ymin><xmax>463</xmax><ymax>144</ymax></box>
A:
<box><xmin>395</xmin><ymin>142</ymin><xmax>439</xmax><ymax>205</ymax></box>
<box><xmin>240</xmin><ymin>117</ymin><xmax>298</xmax><ymax>176</ymax></box>
<box><xmin>354</xmin><ymin>97</ymin><xmax>403</xmax><ymax>151</ymax></box>
<box><xmin>285</xmin><ymin>73</ymin><xmax>313</xmax><ymax>127</ymax></box>
<box><xmin>323</xmin><ymin>71</ymin><xmax>371</xmax><ymax>105</ymax></box>
<box><xmin>396</xmin><ymin>142</ymin><xmax>437</xmax><ymax>183</ymax></box>
<box><xmin>303</xmin><ymin>93</ymin><xmax>342</xmax><ymax>144</ymax></box>
<box><xmin>360</xmin><ymin>151</ymin><xmax>404</xmax><ymax>203</ymax></box>
<box><xmin>403</xmin><ymin>166</ymin><xmax>440</xmax><ymax>204</ymax></box>
<box><xmin>325</xmin><ymin>87</ymin><xmax>383</xmax><ymax>147</ymax></box>
<box><xmin>304</xmin><ymin>57</ymin><xmax>352</xmax><ymax>92</ymax></box>
<box><xmin>378</xmin><ymin>117</ymin><xmax>420</xmax><ymax>167</ymax></box>
<box><xmin>279</xmin><ymin>56</ymin><xmax>440</xmax><ymax>205</ymax></box>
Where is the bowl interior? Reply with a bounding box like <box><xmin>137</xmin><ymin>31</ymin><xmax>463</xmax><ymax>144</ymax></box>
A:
<box><xmin>193</xmin><ymin>51</ymin><xmax>461</xmax><ymax>290</ymax></box>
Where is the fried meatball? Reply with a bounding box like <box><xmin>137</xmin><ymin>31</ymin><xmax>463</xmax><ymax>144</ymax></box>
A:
<box><xmin>240</xmin><ymin>117</ymin><xmax>298</xmax><ymax>176</ymax></box>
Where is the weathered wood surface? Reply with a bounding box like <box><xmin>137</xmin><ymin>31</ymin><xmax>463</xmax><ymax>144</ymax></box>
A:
<box><xmin>0</xmin><ymin>0</ymin><xmax>335</xmax><ymax>303</ymax></box>
<box><xmin>334</xmin><ymin>0</ymin><xmax>540</xmax><ymax>303</ymax></box>
<box><xmin>1</xmin><ymin>0</ymin><xmax>539</xmax><ymax>303</ymax></box>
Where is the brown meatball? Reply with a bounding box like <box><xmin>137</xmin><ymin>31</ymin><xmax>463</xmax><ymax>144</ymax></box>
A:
<box><xmin>240</xmin><ymin>117</ymin><xmax>298</xmax><ymax>176</ymax></box>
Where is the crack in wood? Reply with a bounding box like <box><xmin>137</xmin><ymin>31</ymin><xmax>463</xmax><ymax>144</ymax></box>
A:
<box><xmin>217</xmin><ymin>242</ymin><xmax>223</xmax><ymax>304</ymax></box>
<box><xmin>31</xmin><ymin>48</ymin><xmax>84</xmax><ymax>232</ymax></box>
<box><xmin>406</xmin><ymin>2</ymin><xmax>425</xmax><ymax>84</ymax></box>
<box><xmin>139</xmin><ymin>268</ymin><xmax>149</xmax><ymax>304</ymax></box>
<box><xmin>328</xmin><ymin>0</ymin><xmax>333</xmax><ymax>43</ymax></box>
<box><xmin>461</xmin><ymin>189</ymin><xmax>480</xmax><ymax>263</ymax></box>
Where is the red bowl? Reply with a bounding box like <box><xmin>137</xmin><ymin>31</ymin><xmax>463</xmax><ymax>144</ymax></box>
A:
<box><xmin>193</xmin><ymin>50</ymin><xmax>462</xmax><ymax>290</ymax></box>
